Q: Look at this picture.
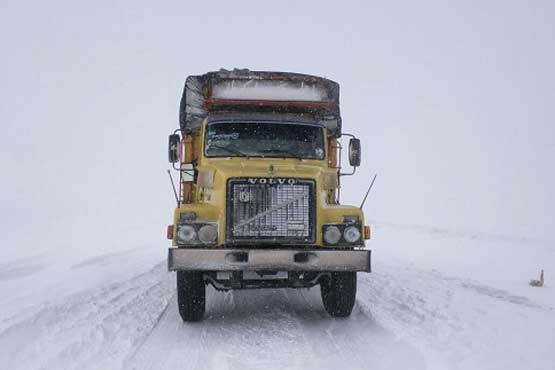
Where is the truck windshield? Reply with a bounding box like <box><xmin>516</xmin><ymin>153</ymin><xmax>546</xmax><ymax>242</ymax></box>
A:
<box><xmin>204</xmin><ymin>122</ymin><xmax>325</xmax><ymax>160</ymax></box>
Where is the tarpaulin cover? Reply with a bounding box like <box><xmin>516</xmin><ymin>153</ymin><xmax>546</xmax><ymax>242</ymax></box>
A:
<box><xmin>179</xmin><ymin>69</ymin><xmax>342</xmax><ymax>137</ymax></box>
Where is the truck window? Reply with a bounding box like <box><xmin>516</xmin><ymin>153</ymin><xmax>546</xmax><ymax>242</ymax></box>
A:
<box><xmin>204</xmin><ymin>122</ymin><xmax>325</xmax><ymax>160</ymax></box>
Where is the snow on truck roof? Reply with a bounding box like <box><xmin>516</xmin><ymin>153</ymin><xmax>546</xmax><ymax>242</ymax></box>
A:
<box><xmin>179</xmin><ymin>69</ymin><xmax>342</xmax><ymax>137</ymax></box>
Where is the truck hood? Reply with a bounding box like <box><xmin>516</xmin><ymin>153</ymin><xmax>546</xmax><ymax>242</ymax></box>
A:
<box><xmin>203</xmin><ymin>159</ymin><xmax>329</xmax><ymax>180</ymax></box>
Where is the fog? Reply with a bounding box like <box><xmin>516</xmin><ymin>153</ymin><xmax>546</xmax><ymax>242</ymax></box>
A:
<box><xmin>2</xmin><ymin>0</ymin><xmax>554</xmax><ymax>260</ymax></box>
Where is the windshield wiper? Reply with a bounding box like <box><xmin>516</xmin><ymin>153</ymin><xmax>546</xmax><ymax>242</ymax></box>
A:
<box><xmin>209</xmin><ymin>144</ymin><xmax>249</xmax><ymax>157</ymax></box>
<box><xmin>260</xmin><ymin>148</ymin><xmax>303</xmax><ymax>160</ymax></box>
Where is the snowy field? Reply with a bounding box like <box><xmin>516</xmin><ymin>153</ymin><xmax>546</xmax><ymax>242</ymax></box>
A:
<box><xmin>2</xmin><ymin>1</ymin><xmax>554</xmax><ymax>369</ymax></box>
<box><xmin>1</xmin><ymin>222</ymin><xmax>553</xmax><ymax>370</ymax></box>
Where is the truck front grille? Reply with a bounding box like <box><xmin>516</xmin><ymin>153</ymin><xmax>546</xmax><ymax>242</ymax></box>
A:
<box><xmin>226</xmin><ymin>178</ymin><xmax>315</xmax><ymax>244</ymax></box>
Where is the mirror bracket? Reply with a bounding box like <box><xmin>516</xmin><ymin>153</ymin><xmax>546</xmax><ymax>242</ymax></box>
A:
<box><xmin>339</xmin><ymin>133</ymin><xmax>361</xmax><ymax>176</ymax></box>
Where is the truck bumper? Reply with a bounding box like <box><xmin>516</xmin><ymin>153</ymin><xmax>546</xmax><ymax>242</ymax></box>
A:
<box><xmin>168</xmin><ymin>248</ymin><xmax>371</xmax><ymax>273</ymax></box>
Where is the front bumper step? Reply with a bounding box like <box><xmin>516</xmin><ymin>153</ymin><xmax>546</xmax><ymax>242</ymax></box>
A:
<box><xmin>168</xmin><ymin>248</ymin><xmax>371</xmax><ymax>272</ymax></box>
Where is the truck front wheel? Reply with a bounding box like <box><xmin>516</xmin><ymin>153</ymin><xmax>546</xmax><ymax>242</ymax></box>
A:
<box><xmin>176</xmin><ymin>271</ymin><xmax>205</xmax><ymax>322</ymax></box>
<box><xmin>320</xmin><ymin>272</ymin><xmax>357</xmax><ymax>317</ymax></box>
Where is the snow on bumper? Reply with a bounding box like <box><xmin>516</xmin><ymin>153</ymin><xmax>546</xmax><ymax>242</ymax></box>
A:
<box><xmin>168</xmin><ymin>248</ymin><xmax>371</xmax><ymax>272</ymax></box>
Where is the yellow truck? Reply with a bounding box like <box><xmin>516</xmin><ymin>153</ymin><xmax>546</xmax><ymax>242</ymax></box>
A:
<box><xmin>167</xmin><ymin>69</ymin><xmax>371</xmax><ymax>321</ymax></box>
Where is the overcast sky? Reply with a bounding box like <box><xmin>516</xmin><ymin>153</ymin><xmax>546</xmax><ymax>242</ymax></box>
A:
<box><xmin>1</xmin><ymin>0</ymin><xmax>554</xmax><ymax>259</ymax></box>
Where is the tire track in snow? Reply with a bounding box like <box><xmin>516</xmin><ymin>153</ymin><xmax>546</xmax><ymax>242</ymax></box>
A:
<box><xmin>6</xmin><ymin>245</ymin><xmax>548</xmax><ymax>370</ymax></box>
<box><xmin>0</xmin><ymin>262</ymin><xmax>174</xmax><ymax>370</ymax></box>
<box><xmin>126</xmin><ymin>285</ymin><xmax>426</xmax><ymax>370</ymax></box>
<box><xmin>359</xmin><ymin>262</ymin><xmax>555</xmax><ymax>370</ymax></box>
<box><xmin>126</xmin><ymin>292</ymin><xmax>175</xmax><ymax>362</ymax></box>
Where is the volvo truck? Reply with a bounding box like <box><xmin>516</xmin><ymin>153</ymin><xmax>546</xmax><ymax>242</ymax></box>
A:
<box><xmin>167</xmin><ymin>69</ymin><xmax>371</xmax><ymax>321</ymax></box>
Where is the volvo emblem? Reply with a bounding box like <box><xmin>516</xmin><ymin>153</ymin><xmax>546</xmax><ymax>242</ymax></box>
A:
<box><xmin>238</xmin><ymin>190</ymin><xmax>252</xmax><ymax>203</ymax></box>
<box><xmin>247</xmin><ymin>178</ymin><xmax>297</xmax><ymax>185</ymax></box>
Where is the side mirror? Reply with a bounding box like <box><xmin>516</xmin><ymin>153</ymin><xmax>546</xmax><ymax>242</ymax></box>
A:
<box><xmin>168</xmin><ymin>134</ymin><xmax>180</xmax><ymax>163</ymax></box>
<box><xmin>348</xmin><ymin>138</ymin><xmax>361</xmax><ymax>167</ymax></box>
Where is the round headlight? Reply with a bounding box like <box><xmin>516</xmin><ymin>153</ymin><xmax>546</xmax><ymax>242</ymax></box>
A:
<box><xmin>198</xmin><ymin>224</ymin><xmax>218</xmax><ymax>244</ymax></box>
<box><xmin>324</xmin><ymin>226</ymin><xmax>341</xmax><ymax>244</ymax></box>
<box><xmin>344</xmin><ymin>226</ymin><xmax>361</xmax><ymax>243</ymax></box>
<box><xmin>177</xmin><ymin>224</ymin><xmax>196</xmax><ymax>243</ymax></box>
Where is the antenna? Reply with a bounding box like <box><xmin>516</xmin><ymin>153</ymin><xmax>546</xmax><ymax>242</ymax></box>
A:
<box><xmin>359</xmin><ymin>173</ymin><xmax>377</xmax><ymax>209</ymax></box>
<box><xmin>167</xmin><ymin>169</ymin><xmax>179</xmax><ymax>205</ymax></box>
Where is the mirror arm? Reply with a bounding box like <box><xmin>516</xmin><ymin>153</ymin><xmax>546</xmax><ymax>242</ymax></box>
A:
<box><xmin>339</xmin><ymin>166</ymin><xmax>357</xmax><ymax>177</ymax></box>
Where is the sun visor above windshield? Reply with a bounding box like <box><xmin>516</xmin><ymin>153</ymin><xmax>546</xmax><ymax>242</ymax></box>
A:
<box><xmin>179</xmin><ymin>69</ymin><xmax>342</xmax><ymax>137</ymax></box>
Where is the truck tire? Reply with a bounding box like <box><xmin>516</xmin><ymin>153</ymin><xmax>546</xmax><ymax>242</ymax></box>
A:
<box><xmin>177</xmin><ymin>271</ymin><xmax>205</xmax><ymax>322</ymax></box>
<box><xmin>320</xmin><ymin>272</ymin><xmax>357</xmax><ymax>317</ymax></box>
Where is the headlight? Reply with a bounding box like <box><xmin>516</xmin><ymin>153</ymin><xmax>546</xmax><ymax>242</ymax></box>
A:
<box><xmin>175</xmin><ymin>222</ymin><xmax>218</xmax><ymax>245</ymax></box>
<box><xmin>324</xmin><ymin>226</ymin><xmax>341</xmax><ymax>244</ymax></box>
<box><xmin>344</xmin><ymin>226</ymin><xmax>361</xmax><ymax>243</ymax></box>
<box><xmin>198</xmin><ymin>224</ymin><xmax>218</xmax><ymax>243</ymax></box>
<box><xmin>177</xmin><ymin>225</ymin><xmax>196</xmax><ymax>243</ymax></box>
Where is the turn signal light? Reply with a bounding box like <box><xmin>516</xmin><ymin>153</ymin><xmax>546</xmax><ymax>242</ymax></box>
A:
<box><xmin>167</xmin><ymin>225</ymin><xmax>174</xmax><ymax>240</ymax></box>
<box><xmin>364</xmin><ymin>225</ymin><xmax>371</xmax><ymax>240</ymax></box>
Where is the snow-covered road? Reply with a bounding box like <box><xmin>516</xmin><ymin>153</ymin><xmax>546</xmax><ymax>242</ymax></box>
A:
<box><xmin>126</xmin><ymin>281</ymin><xmax>430</xmax><ymax>370</ymax></box>
<box><xmin>1</xmin><ymin>225</ymin><xmax>553</xmax><ymax>370</ymax></box>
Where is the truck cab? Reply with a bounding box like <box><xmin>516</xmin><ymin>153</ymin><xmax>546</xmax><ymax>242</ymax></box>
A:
<box><xmin>167</xmin><ymin>69</ymin><xmax>371</xmax><ymax>321</ymax></box>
